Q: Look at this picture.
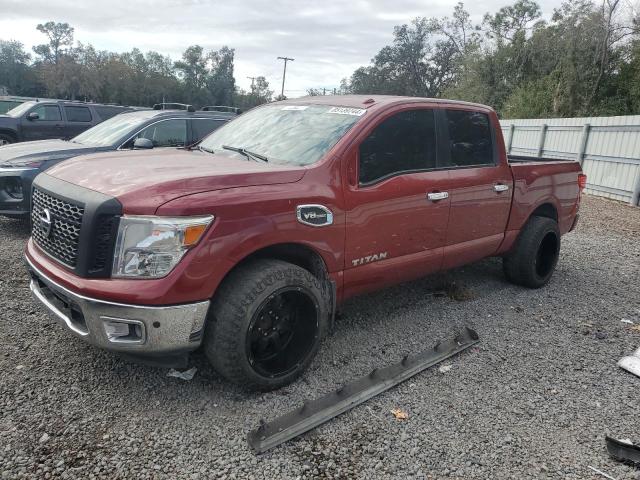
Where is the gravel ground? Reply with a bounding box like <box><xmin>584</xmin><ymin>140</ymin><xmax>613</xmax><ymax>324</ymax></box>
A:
<box><xmin>1</xmin><ymin>194</ymin><xmax>639</xmax><ymax>480</ymax></box>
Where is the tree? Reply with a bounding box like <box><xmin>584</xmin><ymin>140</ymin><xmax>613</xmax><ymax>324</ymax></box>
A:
<box><xmin>33</xmin><ymin>21</ymin><xmax>74</xmax><ymax>65</ymax></box>
<box><xmin>0</xmin><ymin>40</ymin><xmax>40</xmax><ymax>95</ymax></box>
<box><xmin>345</xmin><ymin>4</ymin><xmax>480</xmax><ymax>97</ymax></box>
<box><xmin>206</xmin><ymin>46</ymin><xmax>236</xmax><ymax>106</ymax></box>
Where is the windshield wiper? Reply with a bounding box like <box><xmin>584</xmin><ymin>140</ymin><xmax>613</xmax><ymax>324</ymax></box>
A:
<box><xmin>222</xmin><ymin>145</ymin><xmax>268</xmax><ymax>163</ymax></box>
<box><xmin>198</xmin><ymin>145</ymin><xmax>215</xmax><ymax>154</ymax></box>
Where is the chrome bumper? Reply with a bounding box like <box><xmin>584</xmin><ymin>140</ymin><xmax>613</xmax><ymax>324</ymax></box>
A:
<box><xmin>27</xmin><ymin>258</ymin><xmax>210</xmax><ymax>355</ymax></box>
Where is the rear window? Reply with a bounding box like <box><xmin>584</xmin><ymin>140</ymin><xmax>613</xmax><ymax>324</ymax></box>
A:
<box><xmin>445</xmin><ymin>110</ymin><xmax>494</xmax><ymax>167</ymax></box>
<box><xmin>64</xmin><ymin>106</ymin><xmax>92</xmax><ymax>122</ymax></box>
<box><xmin>192</xmin><ymin>118</ymin><xmax>226</xmax><ymax>142</ymax></box>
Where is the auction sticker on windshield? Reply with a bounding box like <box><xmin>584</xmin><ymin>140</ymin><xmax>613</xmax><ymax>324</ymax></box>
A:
<box><xmin>327</xmin><ymin>107</ymin><xmax>366</xmax><ymax>116</ymax></box>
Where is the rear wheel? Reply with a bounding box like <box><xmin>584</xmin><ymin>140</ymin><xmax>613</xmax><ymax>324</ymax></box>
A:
<box><xmin>503</xmin><ymin>216</ymin><xmax>560</xmax><ymax>288</ymax></box>
<box><xmin>0</xmin><ymin>134</ymin><xmax>14</xmax><ymax>146</ymax></box>
<box><xmin>204</xmin><ymin>259</ymin><xmax>329</xmax><ymax>390</ymax></box>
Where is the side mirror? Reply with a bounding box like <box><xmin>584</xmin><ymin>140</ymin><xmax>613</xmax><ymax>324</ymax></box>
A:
<box><xmin>27</xmin><ymin>112</ymin><xmax>39</xmax><ymax>121</ymax></box>
<box><xmin>133</xmin><ymin>138</ymin><xmax>154</xmax><ymax>150</ymax></box>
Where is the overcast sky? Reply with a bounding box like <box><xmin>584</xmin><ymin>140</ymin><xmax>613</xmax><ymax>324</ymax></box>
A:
<box><xmin>0</xmin><ymin>0</ymin><xmax>560</xmax><ymax>97</ymax></box>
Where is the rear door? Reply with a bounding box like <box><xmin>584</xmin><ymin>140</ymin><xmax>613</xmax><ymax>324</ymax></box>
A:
<box><xmin>342</xmin><ymin>107</ymin><xmax>450</xmax><ymax>298</ymax></box>
<box><xmin>63</xmin><ymin>105</ymin><xmax>94</xmax><ymax>138</ymax></box>
<box><xmin>440</xmin><ymin>108</ymin><xmax>513</xmax><ymax>270</ymax></box>
<box><xmin>20</xmin><ymin>104</ymin><xmax>64</xmax><ymax>141</ymax></box>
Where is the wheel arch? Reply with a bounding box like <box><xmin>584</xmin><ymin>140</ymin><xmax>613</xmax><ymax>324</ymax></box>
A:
<box><xmin>229</xmin><ymin>242</ymin><xmax>331</xmax><ymax>280</ymax></box>
<box><xmin>211</xmin><ymin>241</ymin><xmax>337</xmax><ymax>326</ymax></box>
<box><xmin>530</xmin><ymin>202</ymin><xmax>558</xmax><ymax>222</ymax></box>
<box><xmin>0</xmin><ymin>129</ymin><xmax>18</xmax><ymax>142</ymax></box>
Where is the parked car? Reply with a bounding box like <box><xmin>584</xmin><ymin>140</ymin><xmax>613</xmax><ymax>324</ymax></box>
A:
<box><xmin>25</xmin><ymin>95</ymin><xmax>585</xmax><ymax>390</ymax></box>
<box><xmin>0</xmin><ymin>97</ymin><xmax>27</xmax><ymax>115</ymax></box>
<box><xmin>0</xmin><ymin>100</ymin><xmax>135</xmax><ymax>146</ymax></box>
<box><xmin>0</xmin><ymin>108</ymin><xmax>234</xmax><ymax>218</ymax></box>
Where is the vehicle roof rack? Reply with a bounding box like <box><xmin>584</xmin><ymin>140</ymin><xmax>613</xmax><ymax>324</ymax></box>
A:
<box><xmin>201</xmin><ymin>105</ymin><xmax>241</xmax><ymax>114</ymax></box>
<box><xmin>153</xmin><ymin>103</ymin><xmax>195</xmax><ymax>112</ymax></box>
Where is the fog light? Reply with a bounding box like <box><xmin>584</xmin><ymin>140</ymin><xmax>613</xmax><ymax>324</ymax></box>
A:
<box><xmin>5</xmin><ymin>178</ymin><xmax>23</xmax><ymax>200</ymax></box>
<box><xmin>102</xmin><ymin>317</ymin><xmax>145</xmax><ymax>344</ymax></box>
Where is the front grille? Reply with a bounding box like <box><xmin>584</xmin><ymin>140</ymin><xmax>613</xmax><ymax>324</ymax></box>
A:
<box><xmin>31</xmin><ymin>188</ymin><xmax>85</xmax><ymax>267</ymax></box>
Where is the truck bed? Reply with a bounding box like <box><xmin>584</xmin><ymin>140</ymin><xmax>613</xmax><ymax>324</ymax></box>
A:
<box><xmin>507</xmin><ymin>156</ymin><xmax>583</xmax><ymax>236</ymax></box>
<box><xmin>507</xmin><ymin>154</ymin><xmax>574</xmax><ymax>164</ymax></box>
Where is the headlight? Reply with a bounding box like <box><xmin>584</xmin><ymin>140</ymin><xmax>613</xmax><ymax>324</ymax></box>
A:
<box><xmin>4</xmin><ymin>177</ymin><xmax>23</xmax><ymax>199</ymax></box>
<box><xmin>112</xmin><ymin>215</ymin><xmax>214</xmax><ymax>279</ymax></box>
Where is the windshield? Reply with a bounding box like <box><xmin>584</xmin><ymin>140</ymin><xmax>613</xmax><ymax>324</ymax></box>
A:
<box><xmin>199</xmin><ymin>104</ymin><xmax>366</xmax><ymax>166</ymax></box>
<box><xmin>5</xmin><ymin>101</ymin><xmax>36</xmax><ymax>118</ymax></box>
<box><xmin>72</xmin><ymin>111</ymin><xmax>158</xmax><ymax>147</ymax></box>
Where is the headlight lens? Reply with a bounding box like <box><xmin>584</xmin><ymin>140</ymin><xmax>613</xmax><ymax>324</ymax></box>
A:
<box><xmin>112</xmin><ymin>215</ymin><xmax>213</xmax><ymax>278</ymax></box>
<box><xmin>5</xmin><ymin>178</ymin><xmax>23</xmax><ymax>199</ymax></box>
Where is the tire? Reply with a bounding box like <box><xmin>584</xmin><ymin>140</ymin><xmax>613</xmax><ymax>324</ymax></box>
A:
<box><xmin>503</xmin><ymin>216</ymin><xmax>561</xmax><ymax>288</ymax></box>
<box><xmin>204</xmin><ymin>259</ymin><xmax>329</xmax><ymax>391</ymax></box>
<box><xmin>0</xmin><ymin>134</ymin><xmax>15</xmax><ymax>146</ymax></box>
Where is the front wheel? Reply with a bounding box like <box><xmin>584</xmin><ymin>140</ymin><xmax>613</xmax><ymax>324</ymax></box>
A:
<box><xmin>503</xmin><ymin>216</ymin><xmax>561</xmax><ymax>288</ymax></box>
<box><xmin>0</xmin><ymin>134</ymin><xmax>15</xmax><ymax>146</ymax></box>
<box><xmin>204</xmin><ymin>259</ymin><xmax>329</xmax><ymax>390</ymax></box>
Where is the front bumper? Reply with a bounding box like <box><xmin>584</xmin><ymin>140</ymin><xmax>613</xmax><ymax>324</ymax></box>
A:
<box><xmin>27</xmin><ymin>256</ymin><xmax>210</xmax><ymax>355</ymax></box>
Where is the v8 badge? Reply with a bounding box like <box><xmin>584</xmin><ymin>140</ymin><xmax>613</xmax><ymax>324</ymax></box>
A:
<box><xmin>296</xmin><ymin>204</ymin><xmax>334</xmax><ymax>227</ymax></box>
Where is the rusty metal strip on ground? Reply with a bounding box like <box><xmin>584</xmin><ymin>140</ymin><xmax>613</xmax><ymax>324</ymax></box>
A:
<box><xmin>248</xmin><ymin>327</ymin><xmax>480</xmax><ymax>454</ymax></box>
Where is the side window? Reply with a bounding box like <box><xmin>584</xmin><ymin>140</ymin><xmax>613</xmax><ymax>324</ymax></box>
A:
<box><xmin>64</xmin><ymin>106</ymin><xmax>92</xmax><ymax>122</ymax></box>
<box><xmin>191</xmin><ymin>119</ymin><xmax>226</xmax><ymax>142</ymax></box>
<box><xmin>445</xmin><ymin>110</ymin><xmax>494</xmax><ymax>167</ymax></box>
<box><xmin>95</xmin><ymin>106</ymin><xmax>127</xmax><ymax>120</ymax></box>
<box><xmin>358</xmin><ymin>109</ymin><xmax>437</xmax><ymax>185</ymax></box>
<box><xmin>130</xmin><ymin>119</ymin><xmax>187</xmax><ymax>148</ymax></box>
<box><xmin>31</xmin><ymin>105</ymin><xmax>62</xmax><ymax>121</ymax></box>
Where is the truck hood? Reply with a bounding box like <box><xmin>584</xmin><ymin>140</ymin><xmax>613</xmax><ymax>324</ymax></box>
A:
<box><xmin>45</xmin><ymin>148</ymin><xmax>307</xmax><ymax>214</ymax></box>
<box><xmin>0</xmin><ymin>139</ymin><xmax>103</xmax><ymax>167</ymax></box>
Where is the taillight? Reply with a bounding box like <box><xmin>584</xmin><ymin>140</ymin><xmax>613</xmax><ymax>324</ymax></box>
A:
<box><xmin>578</xmin><ymin>174</ymin><xmax>587</xmax><ymax>191</ymax></box>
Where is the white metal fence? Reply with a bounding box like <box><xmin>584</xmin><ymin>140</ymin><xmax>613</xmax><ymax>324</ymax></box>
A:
<box><xmin>500</xmin><ymin>115</ymin><xmax>640</xmax><ymax>206</ymax></box>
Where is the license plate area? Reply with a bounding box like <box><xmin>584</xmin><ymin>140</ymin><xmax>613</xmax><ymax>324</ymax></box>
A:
<box><xmin>30</xmin><ymin>271</ymin><xmax>88</xmax><ymax>334</ymax></box>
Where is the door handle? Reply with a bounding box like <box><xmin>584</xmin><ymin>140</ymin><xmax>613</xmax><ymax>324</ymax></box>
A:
<box><xmin>493</xmin><ymin>184</ymin><xmax>509</xmax><ymax>192</ymax></box>
<box><xmin>427</xmin><ymin>191</ymin><xmax>449</xmax><ymax>201</ymax></box>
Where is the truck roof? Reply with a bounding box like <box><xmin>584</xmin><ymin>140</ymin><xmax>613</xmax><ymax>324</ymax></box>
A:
<box><xmin>279</xmin><ymin>95</ymin><xmax>494</xmax><ymax>112</ymax></box>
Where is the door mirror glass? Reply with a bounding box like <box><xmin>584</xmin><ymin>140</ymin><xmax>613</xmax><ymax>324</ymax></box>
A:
<box><xmin>27</xmin><ymin>112</ymin><xmax>40</xmax><ymax>121</ymax></box>
<box><xmin>133</xmin><ymin>137</ymin><xmax>154</xmax><ymax>149</ymax></box>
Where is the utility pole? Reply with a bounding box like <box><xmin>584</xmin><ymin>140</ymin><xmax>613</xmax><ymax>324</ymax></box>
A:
<box><xmin>247</xmin><ymin>76</ymin><xmax>257</xmax><ymax>94</ymax></box>
<box><xmin>277</xmin><ymin>56</ymin><xmax>294</xmax><ymax>98</ymax></box>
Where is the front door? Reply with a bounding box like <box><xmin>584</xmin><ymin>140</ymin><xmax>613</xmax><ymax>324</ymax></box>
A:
<box><xmin>440</xmin><ymin>108</ymin><xmax>513</xmax><ymax>270</ymax></box>
<box><xmin>20</xmin><ymin>104</ymin><xmax>64</xmax><ymax>141</ymax></box>
<box><xmin>343</xmin><ymin>107</ymin><xmax>451</xmax><ymax>299</ymax></box>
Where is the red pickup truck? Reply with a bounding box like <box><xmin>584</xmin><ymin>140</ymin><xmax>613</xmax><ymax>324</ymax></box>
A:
<box><xmin>25</xmin><ymin>96</ymin><xmax>585</xmax><ymax>390</ymax></box>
